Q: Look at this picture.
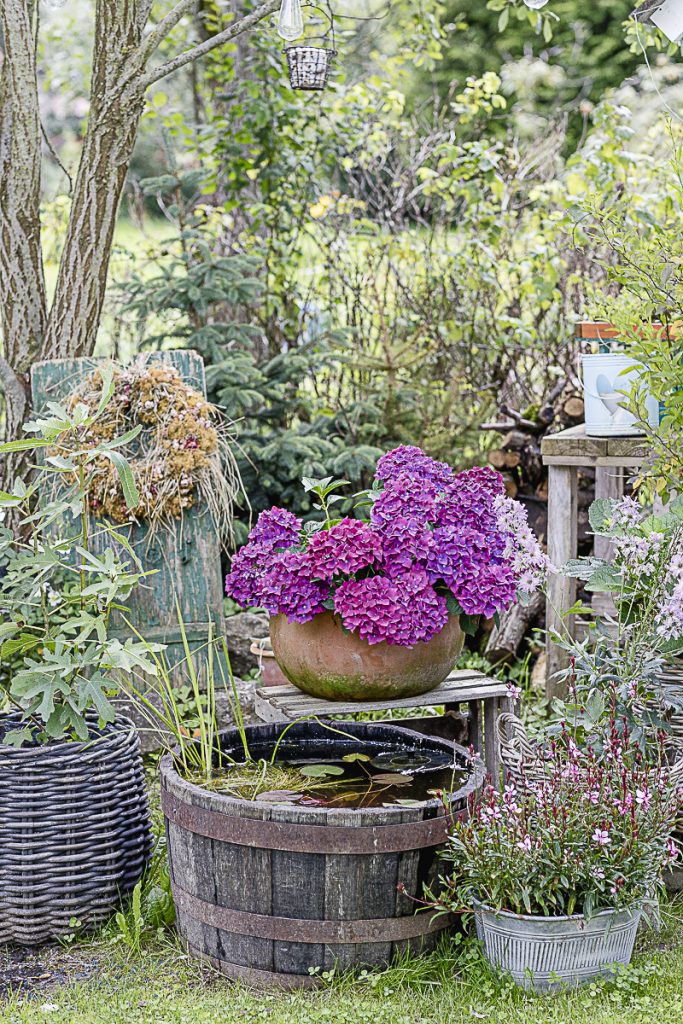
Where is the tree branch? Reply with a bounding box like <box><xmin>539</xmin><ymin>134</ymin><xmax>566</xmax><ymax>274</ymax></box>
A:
<box><xmin>139</xmin><ymin>0</ymin><xmax>280</xmax><ymax>89</ymax></box>
<box><xmin>138</xmin><ymin>0</ymin><xmax>199</xmax><ymax>66</ymax></box>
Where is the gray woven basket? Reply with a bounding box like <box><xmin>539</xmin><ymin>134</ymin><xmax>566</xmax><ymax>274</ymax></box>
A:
<box><xmin>0</xmin><ymin>713</ymin><xmax>151</xmax><ymax>945</ymax></box>
<box><xmin>474</xmin><ymin>901</ymin><xmax>641</xmax><ymax>991</ymax></box>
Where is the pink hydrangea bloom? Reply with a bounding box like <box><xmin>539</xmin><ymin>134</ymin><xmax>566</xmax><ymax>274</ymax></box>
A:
<box><xmin>335</xmin><ymin>569</ymin><xmax>448</xmax><ymax>646</ymax></box>
<box><xmin>306</xmin><ymin>519</ymin><xmax>382</xmax><ymax>580</ymax></box>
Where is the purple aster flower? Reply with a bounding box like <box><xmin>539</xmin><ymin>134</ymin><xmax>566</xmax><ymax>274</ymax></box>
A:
<box><xmin>494</xmin><ymin>495</ymin><xmax>551</xmax><ymax>594</ymax></box>
<box><xmin>657</xmin><ymin>550</ymin><xmax>683</xmax><ymax>640</ymax></box>
<box><xmin>249</xmin><ymin>507</ymin><xmax>302</xmax><ymax>550</ymax></box>
<box><xmin>375</xmin><ymin>445</ymin><xmax>454</xmax><ymax>488</ymax></box>
<box><xmin>306</xmin><ymin>519</ymin><xmax>382</xmax><ymax>580</ymax></box>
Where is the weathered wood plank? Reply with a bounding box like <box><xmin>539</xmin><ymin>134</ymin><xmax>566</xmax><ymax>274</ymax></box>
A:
<box><xmin>606</xmin><ymin>436</ymin><xmax>649</xmax><ymax>457</ymax></box>
<box><xmin>545</xmin><ymin>464</ymin><xmax>577</xmax><ymax>698</ymax></box>
<box><xmin>30</xmin><ymin>352</ymin><xmax>225</xmax><ymax>711</ymax></box>
<box><xmin>323</xmin><ymin>808</ymin><xmax>397</xmax><ymax>970</ymax></box>
<box><xmin>541</xmin><ymin>427</ymin><xmax>607</xmax><ymax>458</ymax></box>
<box><xmin>271</xmin><ymin>806</ymin><xmax>327</xmax><ymax>975</ymax></box>
<box><xmin>253</xmin><ymin>672</ymin><xmax>510</xmax><ymax>725</ymax></box>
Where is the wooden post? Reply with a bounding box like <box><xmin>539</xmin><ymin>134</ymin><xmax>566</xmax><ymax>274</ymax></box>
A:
<box><xmin>545</xmin><ymin>464</ymin><xmax>577</xmax><ymax>699</ymax></box>
<box><xmin>594</xmin><ymin>466</ymin><xmax>624</xmax><ymax>561</ymax></box>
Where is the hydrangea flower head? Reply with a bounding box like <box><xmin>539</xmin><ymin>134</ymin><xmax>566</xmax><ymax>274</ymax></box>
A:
<box><xmin>375</xmin><ymin>445</ymin><xmax>454</xmax><ymax>488</ymax></box>
<box><xmin>306</xmin><ymin>519</ymin><xmax>382</xmax><ymax>580</ymax></box>
<box><xmin>225</xmin><ymin>445</ymin><xmax>548</xmax><ymax>643</ymax></box>
<box><xmin>249</xmin><ymin>507</ymin><xmax>302</xmax><ymax>549</ymax></box>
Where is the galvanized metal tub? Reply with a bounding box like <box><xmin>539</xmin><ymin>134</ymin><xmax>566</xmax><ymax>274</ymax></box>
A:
<box><xmin>474</xmin><ymin>901</ymin><xmax>642</xmax><ymax>991</ymax></box>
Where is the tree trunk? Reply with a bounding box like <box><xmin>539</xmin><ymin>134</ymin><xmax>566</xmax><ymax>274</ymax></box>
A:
<box><xmin>0</xmin><ymin>0</ymin><xmax>47</xmax><ymax>439</ymax></box>
<box><xmin>43</xmin><ymin>2</ymin><xmax>149</xmax><ymax>361</ymax></box>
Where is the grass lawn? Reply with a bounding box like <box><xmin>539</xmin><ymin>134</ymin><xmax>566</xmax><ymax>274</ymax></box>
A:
<box><xmin>2</xmin><ymin>898</ymin><xmax>682</xmax><ymax>1024</ymax></box>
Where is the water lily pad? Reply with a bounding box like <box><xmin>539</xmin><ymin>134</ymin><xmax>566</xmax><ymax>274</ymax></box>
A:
<box><xmin>371</xmin><ymin>772</ymin><xmax>413</xmax><ymax>786</ymax></box>
<box><xmin>255</xmin><ymin>790</ymin><xmax>302</xmax><ymax>803</ymax></box>
<box><xmin>370</xmin><ymin>751</ymin><xmax>445</xmax><ymax>773</ymax></box>
<box><xmin>393</xmin><ymin>798</ymin><xmax>424</xmax><ymax>807</ymax></box>
<box><xmin>299</xmin><ymin>763</ymin><xmax>345</xmax><ymax>778</ymax></box>
<box><xmin>342</xmin><ymin>753</ymin><xmax>372</xmax><ymax>763</ymax></box>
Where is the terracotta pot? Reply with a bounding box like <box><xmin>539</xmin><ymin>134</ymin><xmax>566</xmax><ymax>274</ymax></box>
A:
<box><xmin>249</xmin><ymin>639</ymin><xmax>289</xmax><ymax>688</ymax></box>
<box><xmin>269</xmin><ymin>611</ymin><xmax>464</xmax><ymax>701</ymax></box>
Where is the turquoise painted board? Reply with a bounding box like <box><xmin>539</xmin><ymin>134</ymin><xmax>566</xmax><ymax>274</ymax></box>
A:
<box><xmin>30</xmin><ymin>350</ymin><xmax>224</xmax><ymax>689</ymax></box>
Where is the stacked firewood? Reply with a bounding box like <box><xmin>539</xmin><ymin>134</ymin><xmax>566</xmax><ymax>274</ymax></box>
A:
<box><xmin>482</xmin><ymin>382</ymin><xmax>594</xmax><ymax>663</ymax></box>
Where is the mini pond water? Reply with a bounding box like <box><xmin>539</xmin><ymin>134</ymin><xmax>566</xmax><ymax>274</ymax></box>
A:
<box><xmin>186</xmin><ymin>728</ymin><xmax>470</xmax><ymax>809</ymax></box>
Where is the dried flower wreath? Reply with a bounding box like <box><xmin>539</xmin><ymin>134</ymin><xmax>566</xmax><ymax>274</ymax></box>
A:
<box><xmin>63</xmin><ymin>358</ymin><xmax>241</xmax><ymax>544</ymax></box>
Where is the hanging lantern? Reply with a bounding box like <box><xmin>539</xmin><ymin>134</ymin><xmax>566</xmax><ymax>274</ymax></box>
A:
<box><xmin>278</xmin><ymin>0</ymin><xmax>304</xmax><ymax>41</ymax></box>
<box><xmin>279</xmin><ymin>2</ymin><xmax>337</xmax><ymax>91</ymax></box>
<box><xmin>630</xmin><ymin>0</ymin><xmax>683</xmax><ymax>44</ymax></box>
<box><xmin>284</xmin><ymin>44</ymin><xmax>337</xmax><ymax>90</ymax></box>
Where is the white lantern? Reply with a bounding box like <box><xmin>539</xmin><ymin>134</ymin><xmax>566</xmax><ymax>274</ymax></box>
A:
<box><xmin>650</xmin><ymin>0</ymin><xmax>683</xmax><ymax>43</ymax></box>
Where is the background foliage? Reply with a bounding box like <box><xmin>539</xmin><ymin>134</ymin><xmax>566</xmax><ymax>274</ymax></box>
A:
<box><xmin>15</xmin><ymin>0</ymin><xmax>683</xmax><ymax>537</ymax></box>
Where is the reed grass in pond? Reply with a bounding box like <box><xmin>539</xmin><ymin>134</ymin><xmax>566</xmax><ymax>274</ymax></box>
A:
<box><xmin>186</xmin><ymin>744</ymin><xmax>468</xmax><ymax>807</ymax></box>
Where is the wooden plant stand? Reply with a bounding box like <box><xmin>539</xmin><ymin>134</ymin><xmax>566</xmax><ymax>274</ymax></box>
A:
<box><xmin>541</xmin><ymin>424</ymin><xmax>650</xmax><ymax>698</ymax></box>
<box><xmin>254</xmin><ymin>668</ymin><xmax>514</xmax><ymax>782</ymax></box>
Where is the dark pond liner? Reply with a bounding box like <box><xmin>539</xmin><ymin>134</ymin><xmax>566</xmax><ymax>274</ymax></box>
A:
<box><xmin>161</xmin><ymin>720</ymin><xmax>483</xmax><ymax>989</ymax></box>
<box><xmin>0</xmin><ymin>713</ymin><xmax>152</xmax><ymax>945</ymax></box>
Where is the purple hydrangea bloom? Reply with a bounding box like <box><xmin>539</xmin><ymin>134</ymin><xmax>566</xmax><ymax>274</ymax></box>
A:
<box><xmin>375</xmin><ymin>445</ymin><xmax>454</xmax><ymax>488</ymax></box>
<box><xmin>454</xmin><ymin>466</ymin><xmax>505</xmax><ymax>497</ymax></box>
<box><xmin>435</xmin><ymin>468</ymin><xmax>504</xmax><ymax>531</ymax></box>
<box><xmin>306</xmin><ymin>519</ymin><xmax>382</xmax><ymax>580</ymax></box>
<box><xmin>425</xmin><ymin>525</ymin><xmax>517</xmax><ymax>618</ymax></box>
<box><xmin>378</xmin><ymin>516</ymin><xmax>432</xmax><ymax>578</ymax></box>
<box><xmin>225</xmin><ymin>541</ymin><xmax>271</xmax><ymax>608</ymax></box>
<box><xmin>225</xmin><ymin>445</ymin><xmax>547</xmax><ymax>643</ymax></box>
<box><xmin>335</xmin><ymin>568</ymin><xmax>448</xmax><ymax>646</ymax></box>
<box><xmin>371</xmin><ymin>473</ymin><xmax>437</xmax><ymax>527</ymax></box>
<box><xmin>259</xmin><ymin>551</ymin><xmax>327</xmax><ymax>623</ymax></box>
<box><xmin>250</xmin><ymin>507</ymin><xmax>301</xmax><ymax>549</ymax></box>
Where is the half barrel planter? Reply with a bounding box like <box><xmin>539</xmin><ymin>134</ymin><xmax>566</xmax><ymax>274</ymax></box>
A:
<box><xmin>161</xmin><ymin>721</ymin><xmax>483</xmax><ymax>989</ymax></box>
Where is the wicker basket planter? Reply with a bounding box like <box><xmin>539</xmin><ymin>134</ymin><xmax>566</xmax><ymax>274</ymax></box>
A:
<box><xmin>0</xmin><ymin>713</ymin><xmax>151</xmax><ymax>945</ymax></box>
<box><xmin>474</xmin><ymin>900</ymin><xmax>642</xmax><ymax>991</ymax></box>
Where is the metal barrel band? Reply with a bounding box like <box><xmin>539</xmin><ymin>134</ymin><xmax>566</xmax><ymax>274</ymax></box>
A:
<box><xmin>185</xmin><ymin>942</ymin><xmax>320</xmax><ymax>990</ymax></box>
<box><xmin>174</xmin><ymin>884</ymin><xmax>454</xmax><ymax>944</ymax></box>
<box><xmin>162</xmin><ymin>788</ymin><xmax>461</xmax><ymax>854</ymax></box>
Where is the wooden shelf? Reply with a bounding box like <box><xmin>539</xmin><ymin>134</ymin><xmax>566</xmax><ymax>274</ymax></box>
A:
<box><xmin>255</xmin><ymin>669</ymin><xmax>510</xmax><ymax>723</ymax></box>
